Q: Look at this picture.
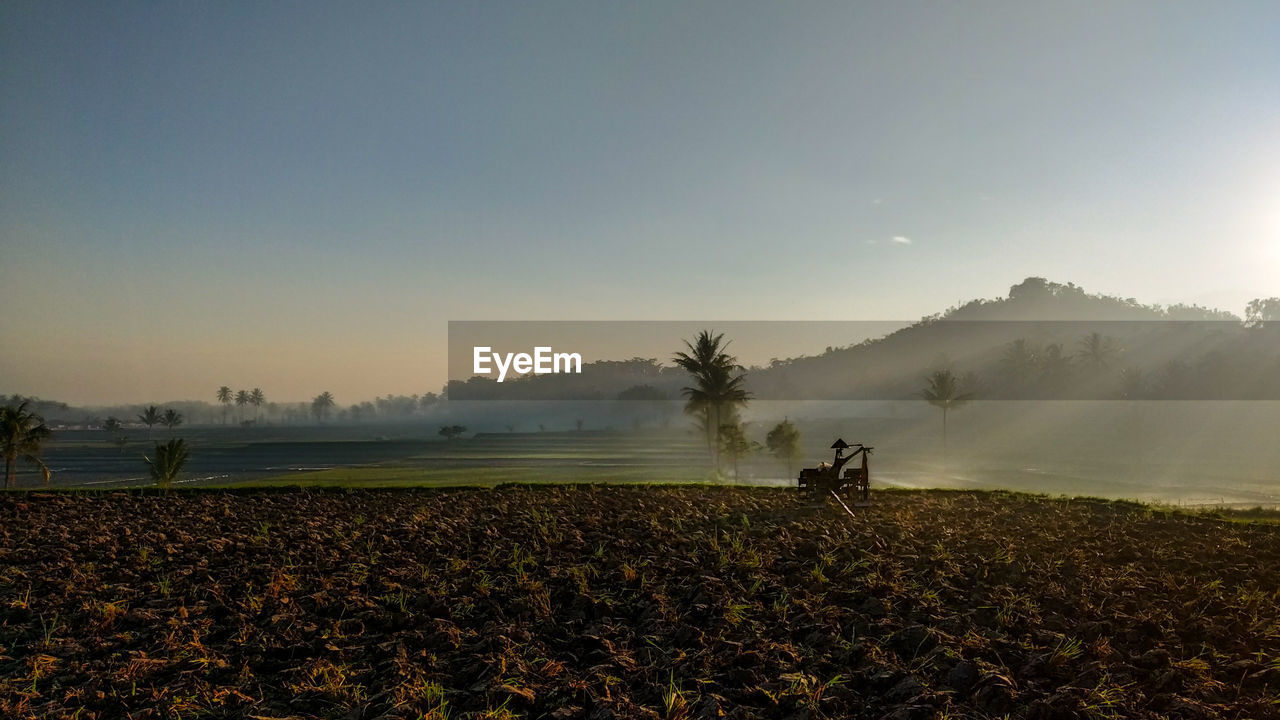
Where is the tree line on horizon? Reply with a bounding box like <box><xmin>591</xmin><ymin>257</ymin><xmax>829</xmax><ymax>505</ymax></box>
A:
<box><xmin>7</xmin><ymin>278</ymin><xmax>1277</xmax><ymax>424</ymax></box>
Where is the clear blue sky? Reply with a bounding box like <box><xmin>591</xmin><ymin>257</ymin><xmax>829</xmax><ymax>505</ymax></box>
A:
<box><xmin>2</xmin><ymin>1</ymin><xmax>1277</xmax><ymax>404</ymax></box>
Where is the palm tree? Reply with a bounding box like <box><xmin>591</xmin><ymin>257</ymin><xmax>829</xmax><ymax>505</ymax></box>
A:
<box><xmin>920</xmin><ymin>370</ymin><xmax>973</xmax><ymax>446</ymax></box>
<box><xmin>1077</xmin><ymin>332</ymin><xmax>1116</xmax><ymax>369</ymax></box>
<box><xmin>765</xmin><ymin>418</ymin><xmax>802</xmax><ymax>479</ymax></box>
<box><xmin>162</xmin><ymin>409</ymin><xmax>184</xmax><ymax>434</ymax></box>
<box><xmin>1038</xmin><ymin>343</ymin><xmax>1072</xmax><ymax>392</ymax></box>
<box><xmin>312</xmin><ymin>392</ymin><xmax>335</xmax><ymax>423</ymax></box>
<box><xmin>1</xmin><ymin>401</ymin><xmax>53</xmax><ymax>488</ymax></box>
<box><xmin>216</xmin><ymin>386</ymin><xmax>232</xmax><ymax>424</ymax></box>
<box><xmin>673</xmin><ymin>331</ymin><xmax>751</xmax><ymax>467</ymax></box>
<box><xmin>145</xmin><ymin>438</ymin><xmax>190</xmax><ymax>493</ymax></box>
<box><xmin>137</xmin><ymin>405</ymin><xmax>162</xmax><ymax>441</ymax></box>
<box><xmin>234</xmin><ymin>390</ymin><xmax>250</xmax><ymax>424</ymax></box>
<box><xmin>1000</xmin><ymin>338</ymin><xmax>1038</xmax><ymax>382</ymax></box>
<box><xmin>249</xmin><ymin>388</ymin><xmax>265</xmax><ymax>424</ymax></box>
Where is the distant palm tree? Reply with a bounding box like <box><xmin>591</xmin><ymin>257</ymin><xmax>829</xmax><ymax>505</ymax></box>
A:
<box><xmin>1077</xmin><ymin>332</ymin><xmax>1117</xmax><ymax>369</ymax></box>
<box><xmin>249</xmin><ymin>388</ymin><xmax>265</xmax><ymax>424</ymax></box>
<box><xmin>162</xmin><ymin>409</ymin><xmax>184</xmax><ymax>433</ymax></box>
<box><xmin>1000</xmin><ymin>338</ymin><xmax>1038</xmax><ymax>382</ymax></box>
<box><xmin>920</xmin><ymin>370</ymin><xmax>973</xmax><ymax>446</ymax></box>
<box><xmin>216</xmin><ymin>386</ymin><xmax>232</xmax><ymax>424</ymax></box>
<box><xmin>145</xmin><ymin>438</ymin><xmax>190</xmax><ymax>493</ymax></box>
<box><xmin>312</xmin><ymin>392</ymin><xmax>335</xmax><ymax>423</ymax></box>
<box><xmin>137</xmin><ymin>405</ymin><xmax>162</xmax><ymax>441</ymax></box>
<box><xmin>2</xmin><ymin>401</ymin><xmax>53</xmax><ymax>487</ymax></box>
<box><xmin>674</xmin><ymin>330</ymin><xmax>751</xmax><ymax>467</ymax></box>
<box><xmin>235</xmin><ymin>390</ymin><xmax>250</xmax><ymax>424</ymax></box>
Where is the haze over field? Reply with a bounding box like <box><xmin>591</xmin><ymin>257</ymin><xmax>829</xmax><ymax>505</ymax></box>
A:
<box><xmin>2</xmin><ymin>2</ymin><xmax>1278</xmax><ymax>405</ymax></box>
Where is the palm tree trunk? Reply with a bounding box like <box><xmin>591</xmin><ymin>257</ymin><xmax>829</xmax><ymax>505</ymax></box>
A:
<box><xmin>942</xmin><ymin>407</ymin><xmax>948</xmax><ymax>450</ymax></box>
<box><xmin>5</xmin><ymin>457</ymin><xmax>13</xmax><ymax>489</ymax></box>
<box><xmin>711</xmin><ymin>405</ymin><xmax>722</xmax><ymax>470</ymax></box>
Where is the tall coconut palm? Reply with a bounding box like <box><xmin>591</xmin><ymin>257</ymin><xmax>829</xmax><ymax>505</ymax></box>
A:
<box><xmin>234</xmin><ymin>390</ymin><xmax>250</xmax><ymax>424</ymax></box>
<box><xmin>145</xmin><ymin>438</ymin><xmax>190</xmax><ymax>493</ymax></box>
<box><xmin>1</xmin><ymin>401</ymin><xmax>53</xmax><ymax>488</ymax></box>
<box><xmin>162</xmin><ymin>409</ymin><xmax>184</xmax><ymax>434</ymax></box>
<box><xmin>216</xmin><ymin>386</ymin><xmax>232</xmax><ymax>424</ymax></box>
<box><xmin>673</xmin><ymin>331</ymin><xmax>751</xmax><ymax>467</ymax></box>
<box><xmin>138</xmin><ymin>405</ymin><xmax>162</xmax><ymax>441</ymax></box>
<box><xmin>920</xmin><ymin>370</ymin><xmax>973</xmax><ymax>446</ymax></box>
<box><xmin>1077</xmin><ymin>332</ymin><xmax>1117</xmax><ymax>370</ymax></box>
<box><xmin>312</xmin><ymin>392</ymin><xmax>335</xmax><ymax>423</ymax></box>
<box><xmin>249</xmin><ymin>388</ymin><xmax>265</xmax><ymax>424</ymax></box>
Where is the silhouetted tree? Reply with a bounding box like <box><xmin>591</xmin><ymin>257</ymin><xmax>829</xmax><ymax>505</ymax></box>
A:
<box><xmin>765</xmin><ymin>418</ymin><xmax>802</xmax><ymax>479</ymax></box>
<box><xmin>1245</xmin><ymin>297</ymin><xmax>1280</xmax><ymax>328</ymax></box>
<box><xmin>311</xmin><ymin>392</ymin><xmax>335</xmax><ymax>423</ymax></box>
<box><xmin>1077</xmin><ymin>332</ymin><xmax>1117</xmax><ymax>369</ymax></box>
<box><xmin>145</xmin><ymin>438</ymin><xmax>190</xmax><ymax>493</ymax></box>
<box><xmin>2</xmin><ymin>401</ymin><xmax>53</xmax><ymax>487</ymax></box>
<box><xmin>250</xmin><ymin>388</ymin><xmax>265</xmax><ymax>423</ymax></box>
<box><xmin>920</xmin><ymin>370</ymin><xmax>973</xmax><ymax>446</ymax></box>
<box><xmin>102</xmin><ymin>416</ymin><xmax>123</xmax><ymax>436</ymax></box>
<box><xmin>438</xmin><ymin>424</ymin><xmax>467</xmax><ymax>440</ymax></box>
<box><xmin>137</xmin><ymin>405</ymin><xmax>162</xmax><ymax>441</ymax></box>
<box><xmin>161</xmin><ymin>409</ymin><xmax>183</xmax><ymax>433</ymax></box>
<box><xmin>674</xmin><ymin>330</ymin><xmax>751</xmax><ymax>467</ymax></box>
<box><xmin>1000</xmin><ymin>338</ymin><xmax>1039</xmax><ymax>385</ymax></box>
<box><xmin>216</xmin><ymin>386</ymin><xmax>232</xmax><ymax>424</ymax></box>
<box><xmin>235</xmin><ymin>390</ymin><xmax>250</xmax><ymax>423</ymax></box>
<box><xmin>1038</xmin><ymin>343</ymin><xmax>1072</xmax><ymax>390</ymax></box>
<box><xmin>717</xmin><ymin>422</ymin><xmax>757</xmax><ymax>481</ymax></box>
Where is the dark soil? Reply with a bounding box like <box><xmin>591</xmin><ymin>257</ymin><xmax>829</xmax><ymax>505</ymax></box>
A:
<box><xmin>2</xmin><ymin>486</ymin><xmax>1278</xmax><ymax>719</ymax></box>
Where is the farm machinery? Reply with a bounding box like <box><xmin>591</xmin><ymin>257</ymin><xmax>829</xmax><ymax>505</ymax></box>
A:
<box><xmin>798</xmin><ymin>438</ymin><xmax>872</xmax><ymax>509</ymax></box>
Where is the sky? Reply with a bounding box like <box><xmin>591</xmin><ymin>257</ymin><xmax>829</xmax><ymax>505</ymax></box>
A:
<box><xmin>2</xmin><ymin>1</ymin><xmax>1278</xmax><ymax>406</ymax></box>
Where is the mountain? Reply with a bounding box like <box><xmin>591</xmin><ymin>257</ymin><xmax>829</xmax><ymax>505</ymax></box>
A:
<box><xmin>456</xmin><ymin>277</ymin><xmax>1279</xmax><ymax>402</ymax></box>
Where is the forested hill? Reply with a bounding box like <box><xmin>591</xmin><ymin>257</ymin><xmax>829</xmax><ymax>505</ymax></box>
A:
<box><xmin>745</xmin><ymin>277</ymin><xmax>1277</xmax><ymax>401</ymax></box>
<box><xmin>452</xmin><ymin>277</ymin><xmax>1280</xmax><ymax>402</ymax></box>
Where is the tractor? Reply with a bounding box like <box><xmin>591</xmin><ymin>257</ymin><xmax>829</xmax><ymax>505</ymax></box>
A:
<box><xmin>798</xmin><ymin>438</ymin><xmax>872</xmax><ymax>508</ymax></box>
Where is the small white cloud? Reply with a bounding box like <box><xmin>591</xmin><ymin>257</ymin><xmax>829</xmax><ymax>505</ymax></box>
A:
<box><xmin>872</xmin><ymin>198</ymin><xmax>883</xmax><ymax>205</ymax></box>
<box><xmin>891</xmin><ymin>235</ymin><xmax>912</xmax><ymax>245</ymax></box>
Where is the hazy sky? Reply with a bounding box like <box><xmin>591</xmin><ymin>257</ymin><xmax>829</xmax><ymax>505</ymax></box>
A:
<box><xmin>2</xmin><ymin>2</ymin><xmax>1278</xmax><ymax>405</ymax></box>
